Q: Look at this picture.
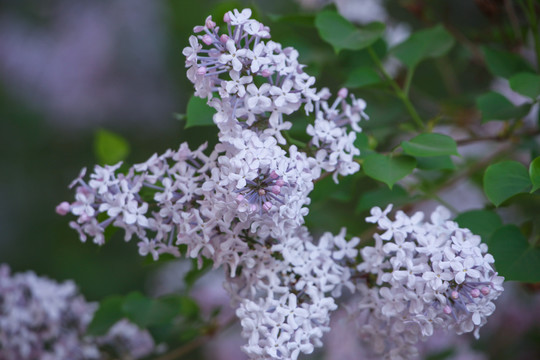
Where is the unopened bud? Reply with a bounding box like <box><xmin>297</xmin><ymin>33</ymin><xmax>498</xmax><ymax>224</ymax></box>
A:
<box><xmin>263</xmin><ymin>201</ymin><xmax>272</xmax><ymax>211</ymax></box>
<box><xmin>205</xmin><ymin>16</ymin><xmax>216</xmax><ymax>29</ymax></box>
<box><xmin>202</xmin><ymin>34</ymin><xmax>213</xmax><ymax>45</ymax></box>
<box><xmin>270</xmin><ymin>171</ymin><xmax>279</xmax><ymax>179</ymax></box>
<box><xmin>271</xmin><ymin>185</ymin><xmax>281</xmax><ymax>194</ymax></box>
<box><xmin>451</xmin><ymin>290</ymin><xmax>459</xmax><ymax>299</ymax></box>
<box><xmin>193</xmin><ymin>25</ymin><xmax>205</xmax><ymax>33</ymax></box>
<box><xmin>223</xmin><ymin>12</ymin><xmax>231</xmax><ymax>23</ymax></box>
<box><xmin>481</xmin><ymin>286</ymin><xmax>490</xmax><ymax>296</ymax></box>
<box><xmin>236</xmin><ymin>194</ymin><xmax>245</xmax><ymax>202</ymax></box>
<box><xmin>258</xmin><ymin>189</ymin><xmax>266</xmax><ymax>196</ymax></box>
<box><xmin>261</xmin><ymin>69</ymin><xmax>272</xmax><ymax>77</ymax></box>
<box><xmin>197</xmin><ymin>66</ymin><xmax>207</xmax><ymax>75</ymax></box>
<box><xmin>443</xmin><ymin>305</ymin><xmax>452</xmax><ymax>314</ymax></box>
<box><xmin>276</xmin><ymin>179</ymin><xmax>285</xmax><ymax>187</ymax></box>
<box><xmin>337</xmin><ymin>88</ymin><xmax>348</xmax><ymax>98</ymax></box>
<box><xmin>220</xmin><ymin>34</ymin><xmax>229</xmax><ymax>43</ymax></box>
<box><xmin>471</xmin><ymin>288</ymin><xmax>480</xmax><ymax>298</ymax></box>
<box><xmin>56</xmin><ymin>202</ymin><xmax>70</xmax><ymax>216</ymax></box>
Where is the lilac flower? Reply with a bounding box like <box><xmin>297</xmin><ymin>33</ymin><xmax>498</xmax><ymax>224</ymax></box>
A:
<box><xmin>350</xmin><ymin>205</ymin><xmax>504</xmax><ymax>357</ymax></box>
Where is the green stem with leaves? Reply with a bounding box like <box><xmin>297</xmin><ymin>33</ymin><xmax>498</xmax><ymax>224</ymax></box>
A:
<box><xmin>367</xmin><ymin>47</ymin><xmax>425</xmax><ymax>131</ymax></box>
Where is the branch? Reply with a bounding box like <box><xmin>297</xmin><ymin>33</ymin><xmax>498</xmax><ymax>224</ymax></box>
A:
<box><xmin>153</xmin><ymin>316</ymin><xmax>238</xmax><ymax>360</ymax></box>
<box><xmin>456</xmin><ymin>128</ymin><xmax>540</xmax><ymax>145</ymax></box>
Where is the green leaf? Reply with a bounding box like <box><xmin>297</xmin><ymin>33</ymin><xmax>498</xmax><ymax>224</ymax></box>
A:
<box><xmin>86</xmin><ymin>296</ymin><xmax>124</xmax><ymax>336</ymax></box>
<box><xmin>530</xmin><ymin>156</ymin><xmax>540</xmax><ymax>192</ymax></box>
<box><xmin>315</xmin><ymin>10</ymin><xmax>385</xmax><ymax>53</ymax></box>
<box><xmin>354</xmin><ymin>132</ymin><xmax>370</xmax><ymax>150</ymax></box>
<box><xmin>482</xmin><ymin>46</ymin><xmax>535</xmax><ymax>78</ymax></box>
<box><xmin>476</xmin><ymin>91</ymin><xmax>531</xmax><ymax>122</ymax></box>
<box><xmin>509</xmin><ymin>72</ymin><xmax>540</xmax><ymax>100</ymax></box>
<box><xmin>416</xmin><ymin>156</ymin><xmax>455</xmax><ymax>170</ymax></box>
<box><xmin>185</xmin><ymin>96</ymin><xmax>215</xmax><ymax>128</ymax></box>
<box><xmin>454</xmin><ymin>210</ymin><xmax>502</xmax><ymax>242</ymax></box>
<box><xmin>94</xmin><ymin>129</ymin><xmax>130</xmax><ymax>165</ymax></box>
<box><xmin>184</xmin><ymin>258</ymin><xmax>213</xmax><ymax>289</ymax></box>
<box><xmin>175</xmin><ymin>295</ymin><xmax>201</xmax><ymax>320</ymax></box>
<box><xmin>391</xmin><ymin>24</ymin><xmax>455</xmax><ymax>68</ymax></box>
<box><xmin>356</xmin><ymin>185</ymin><xmax>410</xmax><ymax>213</ymax></box>
<box><xmin>488</xmin><ymin>225</ymin><xmax>540</xmax><ymax>282</ymax></box>
<box><xmin>401</xmin><ymin>133</ymin><xmax>459</xmax><ymax>157</ymax></box>
<box><xmin>483</xmin><ymin>161</ymin><xmax>531</xmax><ymax>206</ymax></box>
<box><xmin>354</xmin><ymin>132</ymin><xmax>375</xmax><ymax>159</ymax></box>
<box><xmin>363</xmin><ymin>154</ymin><xmax>416</xmax><ymax>189</ymax></box>
<box><xmin>344</xmin><ymin>66</ymin><xmax>382</xmax><ymax>88</ymax></box>
<box><xmin>122</xmin><ymin>292</ymin><xmax>185</xmax><ymax>328</ymax></box>
<box><xmin>311</xmin><ymin>174</ymin><xmax>355</xmax><ymax>202</ymax></box>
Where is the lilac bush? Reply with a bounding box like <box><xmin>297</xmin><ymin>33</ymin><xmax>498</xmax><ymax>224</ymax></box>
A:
<box><xmin>55</xmin><ymin>9</ymin><xmax>507</xmax><ymax>360</ymax></box>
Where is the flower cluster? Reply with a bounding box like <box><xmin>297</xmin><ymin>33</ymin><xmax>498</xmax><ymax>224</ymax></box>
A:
<box><xmin>349</xmin><ymin>205</ymin><xmax>504</xmax><ymax>359</ymax></box>
<box><xmin>0</xmin><ymin>265</ymin><xmax>155</xmax><ymax>360</ymax></box>
<box><xmin>184</xmin><ymin>8</ymin><xmax>366</xmax><ymax>181</ymax></box>
<box><xmin>230</xmin><ymin>227</ymin><xmax>359</xmax><ymax>359</ymax></box>
<box><xmin>57</xmin><ymin>8</ymin><xmax>504</xmax><ymax>360</ymax></box>
<box><xmin>57</xmin><ymin>8</ymin><xmax>368</xmax><ymax>359</ymax></box>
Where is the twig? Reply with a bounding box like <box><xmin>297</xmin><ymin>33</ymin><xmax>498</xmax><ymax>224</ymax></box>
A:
<box><xmin>314</xmin><ymin>170</ymin><xmax>333</xmax><ymax>183</ymax></box>
<box><xmin>456</xmin><ymin>128</ymin><xmax>540</xmax><ymax>145</ymax></box>
<box><xmin>153</xmin><ymin>316</ymin><xmax>238</xmax><ymax>360</ymax></box>
<box><xmin>432</xmin><ymin>144</ymin><xmax>514</xmax><ymax>194</ymax></box>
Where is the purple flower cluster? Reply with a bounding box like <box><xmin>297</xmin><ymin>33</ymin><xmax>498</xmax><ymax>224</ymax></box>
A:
<box><xmin>0</xmin><ymin>265</ymin><xmax>154</xmax><ymax>360</ymax></box>
<box><xmin>350</xmin><ymin>205</ymin><xmax>504</xmax><ymax>358</ymax></box>
<box><xmin>57</xmin><ymin>9</ymin><xmax>504</xmax><ymax>360</ymax></box>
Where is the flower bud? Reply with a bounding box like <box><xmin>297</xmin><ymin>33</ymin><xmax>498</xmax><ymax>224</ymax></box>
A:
<box><xmin>337</xmin><ymin>88</ymin><xmax>348</xmax><ymax>99</ymax></box>
<box><xmin>197</xmin><ymin>66</ymin><xmax>207</xmax><ymax>75</ymax></box>
<box><xmin>205</xmin><ymin>16</ymin><xmax>216</xmax><ymax>29</ymax></box>
<box><xmin>471</xmin><ymin>288</ymin><xmax>480</xmax><ymax>298</ymax></box>
<box><xmin>263</xmin><ymin>201</ymin><xmax>272</xmax><ymax>211</ymax></box>
<box><xmin>193</xmin><ymin>25</ymin><xmax>205</xmax><ymax>33</ymax></box>
<box><xmin>56</xmin><ymin>202</ymin><xmax>70</xmax><ymax>216</ymax></box>
<box><xmin>202</xmin><ymin>34</ymin><xmax>213</xmax><ymax>45</ymax></box>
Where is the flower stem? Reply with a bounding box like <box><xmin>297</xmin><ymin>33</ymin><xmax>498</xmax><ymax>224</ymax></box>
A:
<box><xmin>367</xmin><ymin>47</ymin><xmax>425</xmax><ymax>131</ymax></box>
<box><xmin>283</xmin><ymin>131</ymin><xmax>308</xmax><ymax>149</ymax></box>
